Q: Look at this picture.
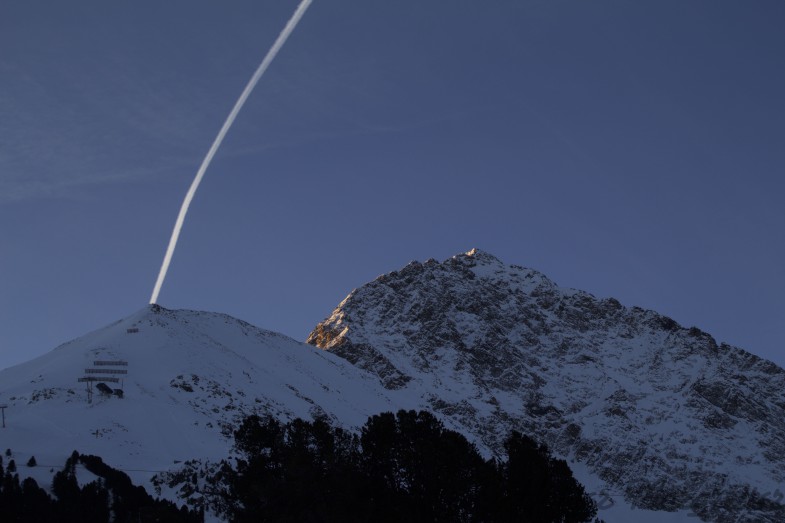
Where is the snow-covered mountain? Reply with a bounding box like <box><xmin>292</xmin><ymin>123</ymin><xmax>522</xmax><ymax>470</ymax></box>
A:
<box><xmin>2</xmin><ymin>249</ymin><xmax>783</xmax><ymax>522</ymax></box>
<box><xmin>307</xmin><ymin>249</ymin><xmax>785</xmax><ymax>523</ymax></box>
<box><xmin>0</xmin><ymin>305</ymin><xmax>399</xmax><ymax>491</ymax></box>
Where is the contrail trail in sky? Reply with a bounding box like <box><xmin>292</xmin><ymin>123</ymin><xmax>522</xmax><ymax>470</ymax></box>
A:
<box><xmin>150</xmin><ymin>0</ymin><xmax>313</xmax><ymax>305</ymax></box>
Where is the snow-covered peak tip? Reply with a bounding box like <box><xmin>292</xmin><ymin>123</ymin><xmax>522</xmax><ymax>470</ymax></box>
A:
<box><xmin>453</xmin><ymin>248</ymin><xmax>503</xmax><ymax>266</ymax></box>
<box><xmin>119</xmin><ymin>303</ymin><xmax>164</xmax><ymax>322</ymax></box>
<box><xmin>129</xmin><ymin>303</ymin><xmax>169</xmax><ymax>319</ymax></box>
<box><xmin>122</xmin><ymin>304</ymin><xmax>225</xmax><ymax>327</ymax></box>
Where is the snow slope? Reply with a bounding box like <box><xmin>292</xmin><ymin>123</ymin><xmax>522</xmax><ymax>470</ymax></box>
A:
<box><xmin>0</xmin><ymin>305</ymin><xmax>399</xmax><ymax>489</ymax></box>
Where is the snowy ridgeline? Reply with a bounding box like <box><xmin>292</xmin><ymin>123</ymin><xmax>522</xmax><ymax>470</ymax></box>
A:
<box><xmin>1</xmin><ymin>250</ymin><xmax>784</xmax><ymax>522</ymax></box>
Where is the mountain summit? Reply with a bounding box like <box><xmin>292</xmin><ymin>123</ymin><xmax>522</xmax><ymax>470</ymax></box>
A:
<box><xmin>308</xmin><ymin>249</ymin><xmax>785</xmax><ymax>523</ymax></box>
<box><xmin>0</xmin><ymin>305</ymin><xmax>398</xmax><ymax>489</ymax></box>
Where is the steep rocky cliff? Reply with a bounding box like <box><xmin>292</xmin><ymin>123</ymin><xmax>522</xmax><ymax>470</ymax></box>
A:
<box><xmin>308</xmin><ymin>249</ymin><xmax>785</xmax><ymax>523</ymax></box>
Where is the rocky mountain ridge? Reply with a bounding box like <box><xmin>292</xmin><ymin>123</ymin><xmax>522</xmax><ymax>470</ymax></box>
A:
<box><xmin>308</xmin><ymin>248</ymin><xmax>785</xmax><ymax>523</ymax></box>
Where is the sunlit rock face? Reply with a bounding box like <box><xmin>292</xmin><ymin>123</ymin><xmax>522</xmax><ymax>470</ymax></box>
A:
<box><xmin>309</xmin><ymin>249</ymin><xmax>785</xmax><ymax>523</ymax></box>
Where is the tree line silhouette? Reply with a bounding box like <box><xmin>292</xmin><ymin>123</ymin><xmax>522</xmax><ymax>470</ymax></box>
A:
<box><xmin>0</xmin><ymin>410</ymin><xmax>602</xmax><ymax>522</ymax></box>
<box><xmin>0</xmin><ymin>451</ymin><xmax>199</xmax><ymax>522</ymax></box>
<box><xmin>208</xmin><ymin>409</ymin><xmax>601</xmax><ymax>522</ymax></box>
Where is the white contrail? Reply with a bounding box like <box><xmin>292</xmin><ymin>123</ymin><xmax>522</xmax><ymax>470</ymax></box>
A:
<box><xmin>150</xmin><ymin>0</ymin><xmax>313</xmax><ymax>304</ymax></box>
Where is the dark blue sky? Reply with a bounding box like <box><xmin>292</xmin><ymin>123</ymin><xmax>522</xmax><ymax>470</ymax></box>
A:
<box><xmin>1</xmin><ymin>0</ymin><xmax>783</xmax><ymax>369</ymax></box>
